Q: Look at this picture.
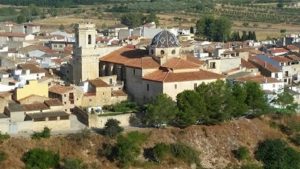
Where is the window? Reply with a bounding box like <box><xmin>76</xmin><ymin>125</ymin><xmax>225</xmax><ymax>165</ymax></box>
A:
<box><xmin>133</xmin><ymin>68</ymin><xmax>136</xmax><ymax>75</ymax></box>
<box><xmin>194</xmin><ymin>83</ymin><xmax>197</xmax><ymax>89</ymax></box>
<box><xmin>273</xmin><ymin>84</ymin><xmax>276</xmax><ymax>88</ymax></box>
<box><xmin>109</xmin><ymin>78</ymin><xmax>113</xmax><ymax>84</ymax></box>
<box><xmin>88</xmin><ymin>34</ymin><xmax>92</xmax><ymax>44</ymax></box>
<box><xmin>64</xmin><ymin>102</ymin><xmax>67</xmax><ymax>105</ymax></box>
<box><xmin>285</xmin><ymin>71</ymin><xmax>289</xmax><ymax>77</ymax></box>
<box><xmin>160</xmin><ymin>50</ymin><xmax>165</xmax><ymax>55</ymax></box>
<box><xmin>275</xmin><ymin>73</ymin><xmax>278</xmax><ymax>78</ymax></box>
<box><xmin>147</xmin><ymin>84</ymin><xmax>150</xmax><ymax>91</ymax></box>
<box><xmin>209</xmin><ymin>62</ymin><xmax>216</xmax><ymax>69</ymax></box>
<box><xmin>174</xmin><ymin>84</ymin><xmax>177</xmax><ymax>89</ymax></box>
<box><xmin>284</xmin><ymin>79</ymin><xmax>287</xmax><ymax>82</ymax></box>
<box><xmin>172</xmin><ymin>49</ymin><xmax>176</xmax><ymax>55</ymax></box>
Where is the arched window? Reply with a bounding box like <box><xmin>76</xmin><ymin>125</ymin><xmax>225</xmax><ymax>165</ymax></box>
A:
<box><xmin>160</xmin><ymin>50</ymin><xmax>165</xmax><ymax>55</ymax></box>
<box><xmin>88</xmin><ymin>34</ymin><xmax>92</xmax><ymax>44</ymax></box>
<box><xmin>172</xmin><ymin>49</ymin><xmax>176</xmax><ymax>55</ymax></box>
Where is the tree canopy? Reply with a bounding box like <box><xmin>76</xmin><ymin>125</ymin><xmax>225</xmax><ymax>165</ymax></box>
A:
<box><xmin>144</xmin><ymin>81</ymin><xmax>270</xmax><ymax>128</ymax></box>
<box><xmin>196</xmin><ymin>16</ymin><xmax>232</xmax><ymax>42</ymax></box>
<box><xmin>255</xmin><ymin>139</ymin><xmax>300</xmax><ymax>169</ymax></box>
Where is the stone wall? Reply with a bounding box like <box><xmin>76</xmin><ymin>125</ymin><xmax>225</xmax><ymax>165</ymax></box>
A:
<box><xmin>88</xmin><ymin>113</ymin><xmax>131</xmax><ymax>128</ymax></box>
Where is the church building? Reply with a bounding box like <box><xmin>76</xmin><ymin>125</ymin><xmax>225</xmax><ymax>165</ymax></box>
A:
<box><xmin>99</xmin><ymin>30</ymin><xmax>225</xmax><ymax>103</ymax></box>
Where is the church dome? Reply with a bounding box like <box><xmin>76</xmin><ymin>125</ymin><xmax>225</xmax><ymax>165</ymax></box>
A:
<box><xmin>150</xmin><ymin>30</ymin><xmax>180</xmax><ymax>48</ymax></box>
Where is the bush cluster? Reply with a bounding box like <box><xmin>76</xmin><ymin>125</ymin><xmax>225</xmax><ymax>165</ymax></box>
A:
<box><xmin>102</xmin><ymin>131</ymin><xmax>147</xmax><ymax>167</ymax></box>
<box><xmin>233</xmin><ymin>146</ymin><xmax>250</xmax><ymax>161</ymax></box>
<box><xmin>255</xmin><ymin>139</ymin><xmax>300</xmax><ymax>169</ymax></box>
<box><xmin>22</xmin><ymin>148</ymin><xmax>60</xmax><ymax>169</ymax></box>
<box><xmin>147</xmin><ymin>143</ymin><xmax>201</xmax><ymax>167</ymax></box>
<box><xmin>103</xmin><ymin>101</ymin><xmax>137</xmax><ymax>113</ymax></box>
<box><xmin>31</xmin><ymin>127</ymin><xmax>51</xmax><ymax>140</ymax></box>
<box><xmin>0</xmin><ymin>132</ymin><xmax>10</xmax><ymax>143</ymax></box>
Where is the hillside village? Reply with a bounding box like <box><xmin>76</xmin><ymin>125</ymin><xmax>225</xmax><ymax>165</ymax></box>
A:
<box><xmin>0</xmin><ymin>20</ymin><xmax>299</xmax><ymax>134</ymax></box>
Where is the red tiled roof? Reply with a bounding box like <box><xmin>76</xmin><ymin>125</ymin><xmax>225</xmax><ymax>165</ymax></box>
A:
<box><xmin>0</xmin><ymin>32</ymin><xmax>26</xmax><ymax>38</ymax></box>
<box><xmin>44</xmin><ymin>99</ymin><xmax>63</xmax><ymax>107</ymax></box>
<box><xmin>125</xmin><ymin>57</ymin><xmax>159</xmax><ymax>69</ymax></box>
<box><xmin>241</xmin><ymin>59</ymin><xmax>256</xmax><ymax>69</ymax></box>
<box><xmin>287</xmin><ymin>55</ymin><xmax>300</xmax><ymax>61</ymax></box>
<box><xmin>89</xmin><ymin>79</ymin><xmax>110</xmax><ymax>88</ymax></box>
<box><xmin>112</xmin><ymin>90</ymin><xmax>127</xmax><ymax>97</ymax></box>
<box><xmin>49</xmin><ymin>85</ymin><xmax>73</xmax><ymax>94</ymax></box>
<box><xmin>143</xmin><ymin>69</ymin><xmax>224</xmax><ymax>82</ymax></box>
<box><xmin>162</xmin><ymin>58</ymin><xmax>200</xmax><ymax>70</ymax></box>
<box><xmin>272</xmin><ymin>56</ymin><xmax>292</xmax><ymax>63</ymax></box>
<box><xmin>249</xmin><ymin>57</ymin><xmax>280</xmax><ymax>73</ymax></box>
<box><xmin>22</xmin><ymin>103</ymin><xmax>49</xmax><ymax>111</ymax></box>
<box><xmin>100</xmin><ymin>47</ymin><xmax>148</xmax><ymax>65</ymax></box>
<box><xmin>236</xmin><ymin>75</ymin><xmax>281</xmax><ymax>84</ymax></box>
<box><xmin>17</xmin><ymin>63</ymin><xmax>45</xmax><ymax>74</ymax></box>
<box><xmin>286</xmin><ymin>45</ymin><xmax>299</xmax><ymax>51</ymax></box>
<box><xmin>270</xmin><ymin>48</ymin><xmax>289</xmax><ymax>54</ymax></box>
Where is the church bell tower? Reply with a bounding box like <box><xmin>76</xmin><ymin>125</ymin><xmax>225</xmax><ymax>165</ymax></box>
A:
<box><xmin>72</xmin><ymin>22</ymin><xmax>99</xmax><ymax>84</ymax></box>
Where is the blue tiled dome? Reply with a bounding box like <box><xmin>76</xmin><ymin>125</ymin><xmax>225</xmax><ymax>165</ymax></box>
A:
<box><xmin>150</xmin><ymin>30</ymin><xmax>180</xmax><ymax>48</ymax></box>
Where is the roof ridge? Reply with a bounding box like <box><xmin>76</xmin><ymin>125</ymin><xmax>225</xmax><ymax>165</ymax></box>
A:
<box><xmin>162</xmin><ymin>70</ymin><xmax>171</xmax><ymax>82</ymax></box>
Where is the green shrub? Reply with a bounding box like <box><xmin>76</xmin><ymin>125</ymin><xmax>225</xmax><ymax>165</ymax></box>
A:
<box><xmin>240</xmin><ymin>162</ymin><xmax>263</xmax><ymax>169</ymax></box>
<box><xmin>102</xmin><ymin>119</ymin><xmax>124</xmax><ymax>138</ymax></box>
<box><xmin>31</xmin><ymin>127</ymin><xmax>51</xmax><ymax>139</ymax></box>
<box><xmin>0</xmin><ymin>151</ymin><xmax>7</xmax><ymax>163</ymax></box>
<box><xmin>103</xmin><ymin>131</ymin><xmax>147</xmax><ymax>167</ymax></box>
<box><xmin>170</xmin><ymin>143</ymin><xmax>201</xmax><ymax>167</ymax></box>
<box><xmin>103</xmin><ymin>101</ymin><xmax>138</xmax><ymax>113</ymax></box>
<box><xmin>152</xmin><ymin>143</ymin><xmax>170</xmax><ymax>161</ymax></box>
<box><xmin>255</xmin><ymin>139</ymin><xmax>300</xmax><ymax>169</ymax></box>
<box><xmin>62</xmin><ymin>158</ymin><xmax>87</xmax><ymax>169</ymax></box>
<box><xmin>233</xmin><ymin>146</ymin><xmax>250</xmax><ymax>161</ymax></box>
<box><xmin>286</xmin><ymin>120</ymin><xmax>300</xmax><ymax>133</ymax></box>
<box><xmin>22</xmin><ymin>148</ymin><xmax>60</xmax><ymax>169</ymax></box>
<box><xmin>0</xmin><ymin>132</ymin><xmax>10</xmax><ymax>143</ymax></box>
<box><xmin>147</xmin><ymin>142</ymin><xmax>201</xmax><ymax>167</ymax></box>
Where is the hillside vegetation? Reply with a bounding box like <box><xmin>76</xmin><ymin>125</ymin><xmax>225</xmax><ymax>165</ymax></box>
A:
<box><xmin>0</xmin><ymin>116</ymin><xmax>300</xmax><ymax>169</ymax></box>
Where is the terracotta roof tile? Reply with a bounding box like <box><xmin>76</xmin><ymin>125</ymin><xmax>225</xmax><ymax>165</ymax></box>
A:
<box><xmin>22</xmin><ymin>103</ymin><xmax>49</xmax><ymax>111</ymax></box>
<box><xmin>249</xmin><ymin>57</ymin><xmax>280</xmax><ymax>73</ymax></box>
<box><xmin>287</xmin><ymin>55</ymin><xmax>300</xmax><ymax>61</ymax></box>
<box><xmin>272</xmin><ymin>56</ymin><xmax>292</xmax><ymax>63</ymax></box>
<box><xmin>270</xmin><ymin>48</ymin><xmax>289</xmax><ymax>54</ymax></box>
<box><xmin>286</xmin><ymin>45</ymin><xmax>299</xmax><ymax>51</ymax></box>
<box><xmin>112</xmin><ymin>90</ymin><xmax>127</xmax><ymax>97</ymax></box>
<box><xmin>89</xmin><ymin>79</ymin><xmax>110</xmax><ymax>88</ymax></box>
<box><xmin>143</xmin><ymin>69</ymin><xmax>224</xmax><ymax>82</ymax></box>
<box><xmin>125</xmin><ymin>57</ymin><xmax>159</xmax><ymax>69</ymax></box>
<box><xmin>162</xmin><ymin>58</ymin><xmax>200</xmax><ymax>70</ymax></box>
<box><xmin>0</xmin><ymin>32</ymin><xmax>26</xmax><ymax>38</ymax></box>
<box><xmin>241</xmin><ymin>59</ymin><xmax>257</xmax><ymax>69</ymax></box>
<box><xmin>49</xmin><ymin>85</ymin><xmax>74</xmax><ymax>94</ymax></box>
<box><xmin>17</xmin><ymin>63</ymin><xmax>46</xmax><ymax>74</ymax></box>
<box><xmin>44</xmin><ymin>99</ymin><xmax>63</xmax><ymax>107</ymax></box>
<box><xmin>100</xmin><ymin>46</ymin><xmax>148</xmax><ymax>65</ymax></box>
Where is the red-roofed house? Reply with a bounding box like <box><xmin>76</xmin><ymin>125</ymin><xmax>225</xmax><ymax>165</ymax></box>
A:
<box><xmin>269</xmin><ymin>48</ymin><xmax>289</xmax><ymax>56</ymax></box>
